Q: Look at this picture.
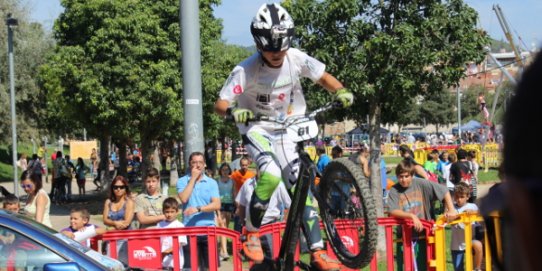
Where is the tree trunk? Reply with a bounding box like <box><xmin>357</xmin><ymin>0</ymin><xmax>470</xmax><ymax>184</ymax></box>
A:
<box><xmin>98</xmin><ymin>136</ymin><xmax>111</xmax><ymax>187</ymax></box>
<box><xmin>368</xmin><ymin>100</ymin><xmax>387</xmax><ymax>259</ymax></box>
<box><xmin>117</xmin><ymin>142</ymin><xmax>127</xmax><ymax>178</ymax></box>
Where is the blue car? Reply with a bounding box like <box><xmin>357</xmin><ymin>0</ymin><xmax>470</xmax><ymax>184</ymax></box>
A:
<box><xmin>0</xmin><ymin>210</ymin><xmax>124</xmax><ymax>270</ymax></box>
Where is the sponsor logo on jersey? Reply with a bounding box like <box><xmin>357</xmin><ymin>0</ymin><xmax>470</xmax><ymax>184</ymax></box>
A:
<box><xmin>233</xmin><ymin>85</ymin><xmax>243</xmax><ymax>94</ymax></box>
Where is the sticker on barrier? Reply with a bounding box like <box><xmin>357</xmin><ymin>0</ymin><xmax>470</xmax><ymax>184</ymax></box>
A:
<box><xmin>128</xmin><ymin>239</ymin><xmax>162</xmax><ymax>268</ymax></box>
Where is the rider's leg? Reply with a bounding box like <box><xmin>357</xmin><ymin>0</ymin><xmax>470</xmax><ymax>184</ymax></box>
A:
<box><xmin>242</xmin><ymin>129</ymin><xmax>283</xmax><ymax>263</ymax></box>
<box><xmin>303</xmin><ymin>194</ymin><xmax>341</xmax><ymax>271</ymax></box>
<box><xmin>244</xmin><ymin>130</ymin><xmax>283</xmax><ymax>231</ymax></box>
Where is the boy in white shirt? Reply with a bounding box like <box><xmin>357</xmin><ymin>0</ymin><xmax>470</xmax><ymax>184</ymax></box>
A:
<box><xmin>156</xmin><ymin>197</ymin><xmax>187</xmax><ymax>269</ymax></box>
<box><xmin>61</xmin><ymin>207</ymin><xmax>107</xmax><ymax>247</ymax></box>
<box><xmin>451</xmin><ymin>183</ymin><xmax>483</xmax><ymax>271</ymax></box>
<box><xmin>235</xmin><ymin>177</ymin><xmax>291</xmax><ymax>258</ymax></box>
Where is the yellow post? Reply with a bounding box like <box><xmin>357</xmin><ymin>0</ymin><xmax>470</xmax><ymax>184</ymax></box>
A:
<box><xmin>463</xmin><ymin>214</ymin><xmax>474</xmax><ymax>271</ymax></box>
<box><xmin>434</xmin><ymin>218</ymin><xmax>447</xmax><ymax>271</ymax></box>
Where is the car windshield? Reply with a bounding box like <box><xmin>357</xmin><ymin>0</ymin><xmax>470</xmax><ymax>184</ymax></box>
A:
<box><xmin>8</xmin><ymin>212</ymin><xmax>124</xmax><ymax>270</ymax></box>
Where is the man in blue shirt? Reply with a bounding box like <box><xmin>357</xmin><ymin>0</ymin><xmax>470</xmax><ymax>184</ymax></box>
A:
<box><xmin>177</xmin><ymin>151</ymin><xmax>221</xmax><ymax>269</ymax></box>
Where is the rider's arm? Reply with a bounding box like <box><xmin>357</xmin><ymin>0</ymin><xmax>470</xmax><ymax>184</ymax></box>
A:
<box><xmin>214</xmin><ymin>99</ymin><xmax>230</xmax><ymax>117</ymax></box>
<box><xmin>316</xmin><ymin>72</ymin><xmax>344</xmax><ymax>93</ymax></box>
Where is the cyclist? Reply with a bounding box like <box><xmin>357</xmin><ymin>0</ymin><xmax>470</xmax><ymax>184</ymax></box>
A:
<box><xmin>214</xmin><ymin>3</ymin><xmax>353</xmax><ymax>270</ymax></box>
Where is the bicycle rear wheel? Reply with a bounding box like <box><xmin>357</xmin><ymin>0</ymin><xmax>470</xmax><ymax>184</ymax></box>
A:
<box><xmin>318</xmin><ymin>157</ymin><xmax>377</xmax><ymax>269</ymax></box>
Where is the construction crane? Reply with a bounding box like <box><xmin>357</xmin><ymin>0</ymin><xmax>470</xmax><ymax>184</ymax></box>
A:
<box><xmin>492</xmin><ymin>4</ymin><xmax>524</xmax><ymax>68</ymax></box>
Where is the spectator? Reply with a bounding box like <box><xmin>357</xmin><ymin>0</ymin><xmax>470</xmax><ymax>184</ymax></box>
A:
<box><xmin>230</xmin><ymin>156</ymin><xmax>256</xmax><ymax>197</ymax></box>
<box><xmin>2</xmin><ymin>194</ymin><xmax>20</xmax><ymax>213</ymax></box>
<box><xmin>235</xmin><ymin>177</ymin><xmax>291</xmax><ymax>258</ymax></box>
<box><xmin>103</xmin><ymin>175</ymin><xmax>134</xmax><ymax>265</ymax></box>
<box><xmin>65</xmin><ymin>155</ymin><xmax>76</xmax><ymax>201</ymax></box>
<box><xmin>398</xmin><ymin>144</ymin><xmax>428</xmax><ymax>179</ymax></box>
<box><xmin>52</xmin><ymin>151</ymin><xmax>70</xmax><ymax>203</ymax></box>
<box><xmin>16</xmin><ymin>154</ymin><xmax>28</xmax><ymax>172</ymax></box>
<box><xmin>450</xmin><ymin>183</ymin><xmax>483</xmax><ymax>271</ymax></box>
<box><xmin>331</xmin><ymin>146</ymin><xmax>343</xmax><ymax>159</ymax></box>
<box><xmin>230</xmin><ymin>156</ymin><xmax>256</xmax><ymax>232</ymax></box>
<box><xmin>177</xmin><ymin>151</ymin><xmax>220</xmax><ymax>270</ymax></box>
<box><xmin>156</xmin><ymin>197</ymin><xmax>187</xmax><ymax>269</ymax></box>
<box><xmin>20</xmin><ymin>170</ymin><xmax>52</xmax><ymax>227</ymax></box>
<box><xmin>75</xmin><ymin>157</ymin><xmax>89</xmax><ymax>196</ymax></box>
<box><xmin>387</xmin><ymin>159</ymin><xmax>457</xmax><ymax>270</ymax></box>
<box><xmin>135</xmin><ymin>167</ymin><xmax>166</xmax><ymax>229</ymax></box>
<box><xmin>216</xmin><ymin>162</ymin><xmax>234</xmax><ymax>261</ymax></box>
<box><xmin>27</xmin><ymin>154</ymin><xmax>43</xmax><ymax>181</ymax></box>
<box><xmin>61</xmin><ymin>207</ymin><xmax>107</xmax><ymax>247</ymax></box>
<box><xmin>316</xmin><ymin>146</ymin><xmax>330</xmax><ymax>173</ymax></box>
<box><xmin>90</xmin><ymin>148</ymin><xmax>98</xmax><ymax>180</ymax></box>
<box><xmin>423</xmin><ymin>149</ymin><xmax>439</xmax><ymax>174</ymax></box>
<box><xmin>450</xmin><ymin>149</ymin><xmax>476</xmax><ymax>201</ymax></box>
<box><xmin>444</xmin><ymin>152</ymin><xmax>457</xmax><ymax>193</ymax></box>
<box><xmin>357</xmin><ymin>145</ymin><xmax>370</xmax><ymax>178</ymax></box>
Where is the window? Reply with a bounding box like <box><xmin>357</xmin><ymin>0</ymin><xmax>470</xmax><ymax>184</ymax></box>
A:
<box><xmin>0</xmin><ymin>226</ymin><xmax>66</xmax><ymax>270</ymax></box>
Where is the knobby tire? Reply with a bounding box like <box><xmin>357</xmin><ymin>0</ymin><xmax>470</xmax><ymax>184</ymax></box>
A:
<box><xmin>318</xmin><ymin>157</ymin><xmax>378</xmax><ymax>269</ymax></box>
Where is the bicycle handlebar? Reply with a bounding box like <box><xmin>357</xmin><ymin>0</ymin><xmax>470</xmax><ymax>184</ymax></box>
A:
<box><xmin>226</xmin><ymin>101</ymin><xmax>342</xmax><ymax>124</ymax></box>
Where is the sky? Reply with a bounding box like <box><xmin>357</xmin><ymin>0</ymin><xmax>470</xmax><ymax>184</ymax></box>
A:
<box><xmin>27</xmin><ymin>0</ymin><xmax>541</xmax><ymax>51</ymax></box>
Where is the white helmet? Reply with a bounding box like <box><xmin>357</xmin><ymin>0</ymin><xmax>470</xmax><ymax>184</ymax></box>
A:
<box><xmin>250</xmin><ymin>3</ymin><xmax>295</xmax><ymax>52</ymax></box>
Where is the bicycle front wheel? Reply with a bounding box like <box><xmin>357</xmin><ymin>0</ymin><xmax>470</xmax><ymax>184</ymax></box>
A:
<box><xmin>318</xmin><ymin>157</ymin><xmax>377</xmax><ymax>269</ymax></box>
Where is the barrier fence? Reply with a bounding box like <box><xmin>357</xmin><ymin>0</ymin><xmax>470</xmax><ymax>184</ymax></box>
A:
<box><xmin>216</xmin><ymin>143</ymin><xmax>501</xmax><ymax>170</ymax></box>
<box><xmin>89</xmin><ymin>214</ymin><xmax>497</xmax><ymax>271</ymax></box>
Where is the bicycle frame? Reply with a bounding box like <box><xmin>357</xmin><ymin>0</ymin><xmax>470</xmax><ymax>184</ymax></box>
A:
<box><xmin>274</xmin><ymin>142</ymin><xmax>318</xmax><ymax>270</ymax></box>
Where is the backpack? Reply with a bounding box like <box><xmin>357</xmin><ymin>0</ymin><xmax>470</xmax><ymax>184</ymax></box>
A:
<box><xmin>29</xmin><ymin>159</ymin><xmax>43</xmax><ymax>175</ymax></box>
<box><xmin>459</xmin><ymin>161</ymin><xmax>477</xmax><ymax>199</ymax></box>
<box><xmin>59</xmin><ymin>158</ymin><xmax>72</xmax><ymax>178</ymax></box>
<box><xmin>426</xmin><ymin>171</ymin><xmax>439</xmax><ymax>183</ymax></box>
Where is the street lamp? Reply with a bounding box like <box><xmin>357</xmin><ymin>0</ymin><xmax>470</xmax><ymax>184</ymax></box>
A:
<box><xmin>7</xmin><ymin>13</ymin><xmax>18</xmax><ymax>196</ymax></box>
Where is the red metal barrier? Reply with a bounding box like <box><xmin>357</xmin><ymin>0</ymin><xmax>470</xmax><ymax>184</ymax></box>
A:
<box><xmin>91</xmin><ymin>226</ymin><xmax>242</xmax><ymax>271</ymax></box>
<box><xmin>257</xmin><ymin>217</ymin><xmax>436</xmax><ymax>271</ymax></box>
<box><xmin>90</xmin><ymin>218</ymin><xmax>436</xmax><ymax>270</ymax></box>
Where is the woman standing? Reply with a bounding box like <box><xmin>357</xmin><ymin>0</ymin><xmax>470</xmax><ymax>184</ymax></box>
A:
<box><xmin>103</xmin><ymin>175</ymin><xmax>134</xmax><ymax>265</ymax></box>
<box><xmin>216</xmin><ymin>162</ymin><xmax>234</xmax><ymax>260</ymax></box>
<box><xmin>75</xmin><ymin>157</ymin><xmax>89</xmax><ymax>196</ymax></box>
<box><xmin>21</xmin><ymin>170</ymin><xmax>52</xmax><ymax>227</ymax></box>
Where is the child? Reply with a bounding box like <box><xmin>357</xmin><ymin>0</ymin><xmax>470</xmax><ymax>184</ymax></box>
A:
<box><xmin>2</xmin><ymin>194</ymin><xmax>20</xmax><ymax>213</ymax></box>
<box><xmin>388</xmin><ymin>159</ymin><xmax>457</xmax><ymax>270</ymax></box>
<box><xmin>61</xmin><ymin>207</ymin><xmax>106</xmax><ymax>247</ymax></box>
<box><xmin>451</xmin><ymin>182</ymin><xmax>483</xmax><ymax>271</ymax></box>
<box><xmin>156</xmin><ymin>197</ymin><xmax>187</xmax><ymax>269</ymax></box>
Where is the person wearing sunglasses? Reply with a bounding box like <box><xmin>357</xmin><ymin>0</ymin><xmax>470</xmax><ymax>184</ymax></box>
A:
<box><xmin>102</xmin><ymin>175</ymin><xmax>134</xmax><ymax>266</ymax></box>
<box><xmin>20</xmin><ymin>170</ymin><xmax>52</xmax><ymax>228</ymax></box>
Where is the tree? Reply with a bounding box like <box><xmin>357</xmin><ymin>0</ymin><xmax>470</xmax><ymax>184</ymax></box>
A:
<box><xmin>419</xmin><ymin>89</ymin><xmax>455</xmax><ymax>132</ymax></box>
<box><xmin>39</xmin><ymin>0</ymin><xmax>229</xmax><ymax>177</ymax></box>
<box><xmin>0</xmin><ymin>2</ymin><xmax>54</xmax><ymax>146</ymax></box>
<box><xmin>285</xmin><ymin>0</ymin><xmax>489</xmax><ymax>254</ymax></box>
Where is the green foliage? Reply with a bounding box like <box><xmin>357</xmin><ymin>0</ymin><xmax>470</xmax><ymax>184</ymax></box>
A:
<box><xmin>38</xmin><ymin>0</ymin><xmax>245</xmax><ymax>160</ymax></box>
<box><xmin>419</xmin><ymin>89</ymin><xmax>456</xmax><ymax>131</ymax></box>
<box><xmin>285</xmin><ymin>0</ymin><xmax>490</xmax><ymax>126</ymax></box>
<box><xmin>0</xmin><ymin>2</ymin><xmax>55</xmax><ymax>145</ymax></box>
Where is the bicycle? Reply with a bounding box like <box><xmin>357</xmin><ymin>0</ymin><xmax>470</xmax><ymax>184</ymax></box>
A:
<box><xmin>238</xmin><ymin>102</ymin><xmax>378</xmax><ymax>270</ymax></box>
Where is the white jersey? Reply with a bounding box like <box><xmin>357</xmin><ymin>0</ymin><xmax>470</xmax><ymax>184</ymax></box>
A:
<box><xmin>236</xmin><ymin>178</ymin><xmax>291</xmax><ymax>225</ymax></box>
<box><xmin>156</xmin><ymin>220</ymin><xmax>187</xmax><ymax>268</ymax></box>
<box><xmin>219</xmin><ymin>48</ymin><xmax>326</xmax><ymax>134</ymax></box>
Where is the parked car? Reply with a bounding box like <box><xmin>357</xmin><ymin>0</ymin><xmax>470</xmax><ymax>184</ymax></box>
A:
<box><xmin>0</xmin><ymin>209</ymin><xmax>124</xmax><ymax>270</ymax></box>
